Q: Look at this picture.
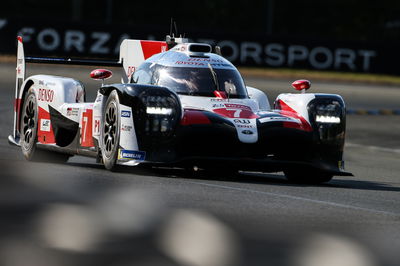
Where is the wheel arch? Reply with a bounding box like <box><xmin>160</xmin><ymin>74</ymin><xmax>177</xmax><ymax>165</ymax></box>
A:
<box><xmin>17</xmin><ymin>79</ymin><xmax>35</xmax><ymax>133</ymax></box>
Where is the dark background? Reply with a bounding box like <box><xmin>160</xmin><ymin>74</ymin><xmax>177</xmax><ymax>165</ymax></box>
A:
<box><xmin>2</xmin><ymin>0</ymin><xmax>400</xmax><ymax>41</ymax></box>
<box><xmin>1</xmin><ymin>0</ymin><xmax>400</xmax><ymax>74</ymax></box>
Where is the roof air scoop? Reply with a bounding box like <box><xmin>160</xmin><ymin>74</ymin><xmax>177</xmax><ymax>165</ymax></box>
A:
<box><xmin>188</xmin><ymin>44</ymin><xmax>212</xmax><ymax>53</ymax></box>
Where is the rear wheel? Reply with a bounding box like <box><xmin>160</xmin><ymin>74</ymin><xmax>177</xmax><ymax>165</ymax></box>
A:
<box><xmin>284</xmin><ymin>169</ymin><xmax>333</xmax><ymax>184</ymax></box>
<box><xmin>21</xmin><ymin>91</ymin><xmax>38</xmax><ymax>161</ymax></box>
<box><xmin>101</xmin><ymin>90</ymin><xmax>121</xmax><ymax>171</ymax></box>
<box><xmin>20</xmin><ymin>90</ymin><xmax>70</xmax><ymax>163</ymax></box>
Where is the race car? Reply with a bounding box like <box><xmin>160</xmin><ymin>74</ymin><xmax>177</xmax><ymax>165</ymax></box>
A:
<box><xmin>9</xmin><ymin>35</ymin><xmax>352</xmax><ymax>183</ymax></box>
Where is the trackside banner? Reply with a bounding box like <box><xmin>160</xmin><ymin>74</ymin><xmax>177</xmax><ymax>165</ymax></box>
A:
<box><xmin>1</xmin><ymin>18</ymin><xmax>400</xmax><ymax>75</ymax></box>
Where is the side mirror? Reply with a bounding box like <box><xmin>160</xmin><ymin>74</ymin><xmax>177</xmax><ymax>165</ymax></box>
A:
<box><xmin>292</xmin><ymin>80</ymin><xmax>311</xmax><ymax>93</ymax></box>
<box><xmin>90</xmin><ymin>69</ymin><xmax>113</xmax><ymax>86</ymax></box>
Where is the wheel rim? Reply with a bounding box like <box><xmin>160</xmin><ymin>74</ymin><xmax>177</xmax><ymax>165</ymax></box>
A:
<box><xmin>22</xmin><ymin>96</ymin><xmax>36</xmax><ymax>149</ymax></box>
<box><xmin>103</xmin><ymin>101</ymin><xmax>118</xmax><ymax>158</ymax></box>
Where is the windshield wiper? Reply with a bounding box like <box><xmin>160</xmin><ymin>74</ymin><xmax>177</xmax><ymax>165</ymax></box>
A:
<box><xmin>208</xmin><ymin>63</ymin><xmax>220</xmax><ymax>92</ymax></box>
<box><xmin>208</xmin><ymin>63</ymin><xmax>231</xmax><ymax>101</ymax></box>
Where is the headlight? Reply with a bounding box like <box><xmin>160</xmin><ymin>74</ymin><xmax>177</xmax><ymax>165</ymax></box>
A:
<box><xmin>139</xmin><ymin>91</ymin><xmax>181</xmax><ymax>135</ymax></box>
<box><xmin>314</xmin><ymin>101</ymin><xmax>342</xmax><ymax>124</ymax></box>
<box><xmin>315</xmin><ymin>115</ymin><xmax>341</xmax><ymax>123</ymax></box>
<box><xmin>307</xmin><ymin>96</ymin><xmax>346</xmax><ymax>143</ymax></box>
<box><xmin>146</xmin><ymin>107</ymin><xmax>173</xmax><ymax>115</ymax></box>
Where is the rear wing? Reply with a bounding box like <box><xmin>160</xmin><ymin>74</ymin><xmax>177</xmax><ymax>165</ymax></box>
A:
<box><xmin>119</xmin><ymin>36</ymin><xmax>188</xmax><ymax>82</ymax></box>
<box><xmin>119</xmin><ymin>40</ymin><xmax>168</xmax><ymax>83</ymax></box>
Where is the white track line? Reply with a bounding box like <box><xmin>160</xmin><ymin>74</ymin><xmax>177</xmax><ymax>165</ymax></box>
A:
<box><xmin>185</xmin><ymin>181</ymin><xmax>400</xmax><ymax>217</ymax></box>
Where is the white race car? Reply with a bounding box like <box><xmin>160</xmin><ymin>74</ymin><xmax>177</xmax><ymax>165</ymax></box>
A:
<box><xmin>9</xmin><ymin>35</ymin><xmax>352</xmax><ymax>183</ymax></box>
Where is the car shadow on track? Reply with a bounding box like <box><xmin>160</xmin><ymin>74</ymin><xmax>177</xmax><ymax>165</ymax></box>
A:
<box><xmin>66</xmin><ymin>162</ymin><xmax>400</xmax><ymax>192</ymax></box>
<box><xmin>327</xmin><ymin>179</ymin><xmax>400</xmax><ymax>192</ymax></box>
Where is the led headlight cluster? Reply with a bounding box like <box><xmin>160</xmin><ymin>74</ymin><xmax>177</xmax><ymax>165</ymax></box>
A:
<box><xmin>140</xmin><ymin>95</ymin><xmax>180</xmax><ymax>134</ymax></box>
<box><xmin>315</xmin><ymin>115</ymin><xmax>341</xmax><ymax>123</ymax></box>
<box><xmin>308</xmin><ymin>97</ymin><xmax>346</xmax><ymax>143</ymax></box>
<box><xmin>314</xmin><ymin>102</ymin><xmax>342</xmax><ymax>124</ymax></box>
<box><xmin>146</xmin><ymin>107</ymin><xmax>173</xmax><ymax>115</ymax></box>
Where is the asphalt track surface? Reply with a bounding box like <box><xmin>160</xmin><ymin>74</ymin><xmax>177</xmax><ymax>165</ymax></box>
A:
<box><xmin>0</xmin><ymin>63</ymin><xmax>400</xmax><ymax>266</ymax></box>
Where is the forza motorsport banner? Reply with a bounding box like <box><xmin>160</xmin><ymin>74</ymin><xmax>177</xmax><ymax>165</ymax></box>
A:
<box><xmin>1</xmin><ymin>18</ymin><xmax>400</xmax><ymax>75</ymax></box>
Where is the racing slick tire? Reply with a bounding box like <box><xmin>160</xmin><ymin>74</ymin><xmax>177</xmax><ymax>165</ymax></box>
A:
<box><xmin>20</xmin><ymin>90</ymin><xmax>70</xmax><ymax>163</ymax></box>
<box><xmin>101</xmin><ymin>90</ymin><xmax>121</xmax><ymax>171</ymax></box>
<box><xmin>284</xmin><ymin>169</ymin><xmax>333</xmax><ymax>184</ymax></box>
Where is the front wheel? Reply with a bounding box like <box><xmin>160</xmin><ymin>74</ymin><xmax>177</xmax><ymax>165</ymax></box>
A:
<box><xmin>284</xmin><ymin>169</ymin><xmax>333</xmax><ymax>184</ymax></box>
<box><xmin>101</xmin><ymin>90</ymin><xmax>121</xmax><ymax>171</ymax></box>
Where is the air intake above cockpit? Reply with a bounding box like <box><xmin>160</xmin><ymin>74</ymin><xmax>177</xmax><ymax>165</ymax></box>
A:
<box><xmin>188</xmin><ymin>44</ymin><xmax>212</xmax><ymax>53</ymax></box>
<box><xmin>171</xmin><ymin>43</ymin><xmax>212</xmax><ymax>55</ymax></box>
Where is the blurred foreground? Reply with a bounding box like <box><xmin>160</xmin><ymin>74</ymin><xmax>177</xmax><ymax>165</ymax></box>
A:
<box><xmin>0</xmin><ymin>157</ymin><xmax>397</xmax><ymax>266</ymax></box>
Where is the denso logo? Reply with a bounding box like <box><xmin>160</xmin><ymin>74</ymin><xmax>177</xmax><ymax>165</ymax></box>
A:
<box><xmin>38</xmin><ymin>88</ymin><xmax>54</xmax><ymax>102</ymax></box>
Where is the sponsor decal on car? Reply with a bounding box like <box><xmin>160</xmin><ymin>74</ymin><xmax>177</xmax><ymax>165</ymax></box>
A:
<box><xmin>80</xmin><ymin>109</ymin><xmax>94</xmax><ymax>147</ymax></box>
<box><xmin>121</xmin><ymin>124</ymin><xmax>133</xmax><ymax>132</ymax></box>
<box><xmin>224</xmin><ymin>103</ymin><xmax>252</xmax><ymax>110</ymax></box>
<box><xmin>121</xmin><ymin>110</ymin><xmax>131</xmax><ymax>118</ymax></box>
<box><xmin>67</xmin><ymin>107</ymin><xmax>79</xmax><ymax>116</ymax></box>
<box><xmin>210</xmin><ymin>98</ymin><xmax>227</xmax><ymax>102</ymax></box>
<box><xmin>241</xmin><ymin>130</ymin><xmax>253</xmax><ymax>135</ymax></box>
<box><xmin>233</xmin><ymin>119</ymin><xmax>251</xmax><ymax>124</ymax></box>
<box><xmin>118</xmin><ymin>149</ymin><xmax>146</xmax><ymax>161</ymax></box>
<box><xmin>93</xmin><ymin>118</ymin><xmax>101</xmax><ymax>136</ymax></box>
<box><xmin>40</xmin><ymin>119</ymin><xmax>51</xmax><ymax>132</ymax></box>
<box><xmin>237</xmin><ymin>125</ymin><xmax>253</xmax><ymax>128</ymax></box>
<box><xmin>259</xmin><ymin>116</ymin><xmax>300</xmax><ymax>123</ymax></box>
<box><xmin>38</xmin><ymin>88</ymin><xmax>54</xmax><ymax>102</ymax></box>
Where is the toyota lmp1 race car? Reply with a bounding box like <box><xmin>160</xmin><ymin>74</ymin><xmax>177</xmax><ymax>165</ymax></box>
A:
<box><xmin>8</xmin><ymin>35</ymin><xmax>352</xmax><ymax>183</ymax></box>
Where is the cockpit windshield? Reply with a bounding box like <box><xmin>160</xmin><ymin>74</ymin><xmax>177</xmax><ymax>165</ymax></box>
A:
<box><xmin>153</xmin><ymin>66</ymin><xmax>248</xmax><ymax>99</ymax></box>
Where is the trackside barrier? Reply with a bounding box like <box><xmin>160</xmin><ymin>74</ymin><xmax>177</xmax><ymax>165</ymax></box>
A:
<box><xmin>346</xmin><ymin>109</ymin><xmax>400</xmax><ymax>115</ymax></box>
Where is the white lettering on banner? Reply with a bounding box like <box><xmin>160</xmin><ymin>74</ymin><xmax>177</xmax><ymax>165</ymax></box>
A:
<box><xmin>335</xmin><ymin>48</ymin><xmax>356</xmax><ymax>70</ymax></box>
<box><xmin>17</xmin><ymin>27</ymin><xmax>35</xmax><ymax>42</ymax></box>
<box><xmin>309</xmin><ymin>47</ymin><xmax>333</xmax><ymax>69</ymax></box>
<box><xmin>91</xmin><ymin>32</ymin><xmax>110</xmax><ymax>54</ymax></box>
<box><xmin>15</xmin><ymin>26</ymin><xmax>379</xmax><ymax>72</ymax></box>
<box><xmin>240</xmin><ymin>42</ymin><xmax>262</xmax><ymax>64</ymax></box>
<box><xmin>288</xmin><ymin>45</ymin><xmax>308</xmax><ymax>66</ymax></box>
<box><xmin>37</xmin><ymin>28</ymin><xmax>60</xmax><ymax>51</ymax></box>
<box><xmin>265</xmin><ymin>43</ymin><xmax>285</xmax><ymax>66</ymax></box>
<box><xmin>358</xmin><ymin>50</ymin><xmax>377</xmax><ymax>71</ymax></box>
<box><xmin>65</xmin><ymin>30</ymin><xmax>85</xmax><ymax>52</ymax></box>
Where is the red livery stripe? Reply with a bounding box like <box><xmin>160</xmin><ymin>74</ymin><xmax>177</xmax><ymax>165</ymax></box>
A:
<box><xmin>180</xmin><ymin>109</ymin><xmax>211</xmax><ymax>125</ymax></box>
<box><xmin>140</xmin><ymin>41</ymin><xmax>168</xmax><ymax>60</ymax></box>
<box><xmin>37</xmin><ymin>107</ymin><xmax>56</xmax><ymax>144</ymax></box>
<box><xmin>277</xmin><ymin>100</ymin><xmax>312</xmax><ymax>132</ymax></box>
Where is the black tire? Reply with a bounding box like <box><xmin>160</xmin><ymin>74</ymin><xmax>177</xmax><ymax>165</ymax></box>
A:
<box><xmin>20</xmin><ymin>90</ymin><xmax>70</xmax><ymax>163</ymax></box>
<box><xmin>20</xmin><ymin>90</ymin><xmax>39</xmax><ymax>161</ymax></box>
<box><xmin>284</xmin><ymin>169</ymin><xmax>333</xmax><ymax>184</ymax></box>
<box><xmin>101</xmin><ymin>90</ymin><xmax>121</xmax><ymax>171</ymax></box>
